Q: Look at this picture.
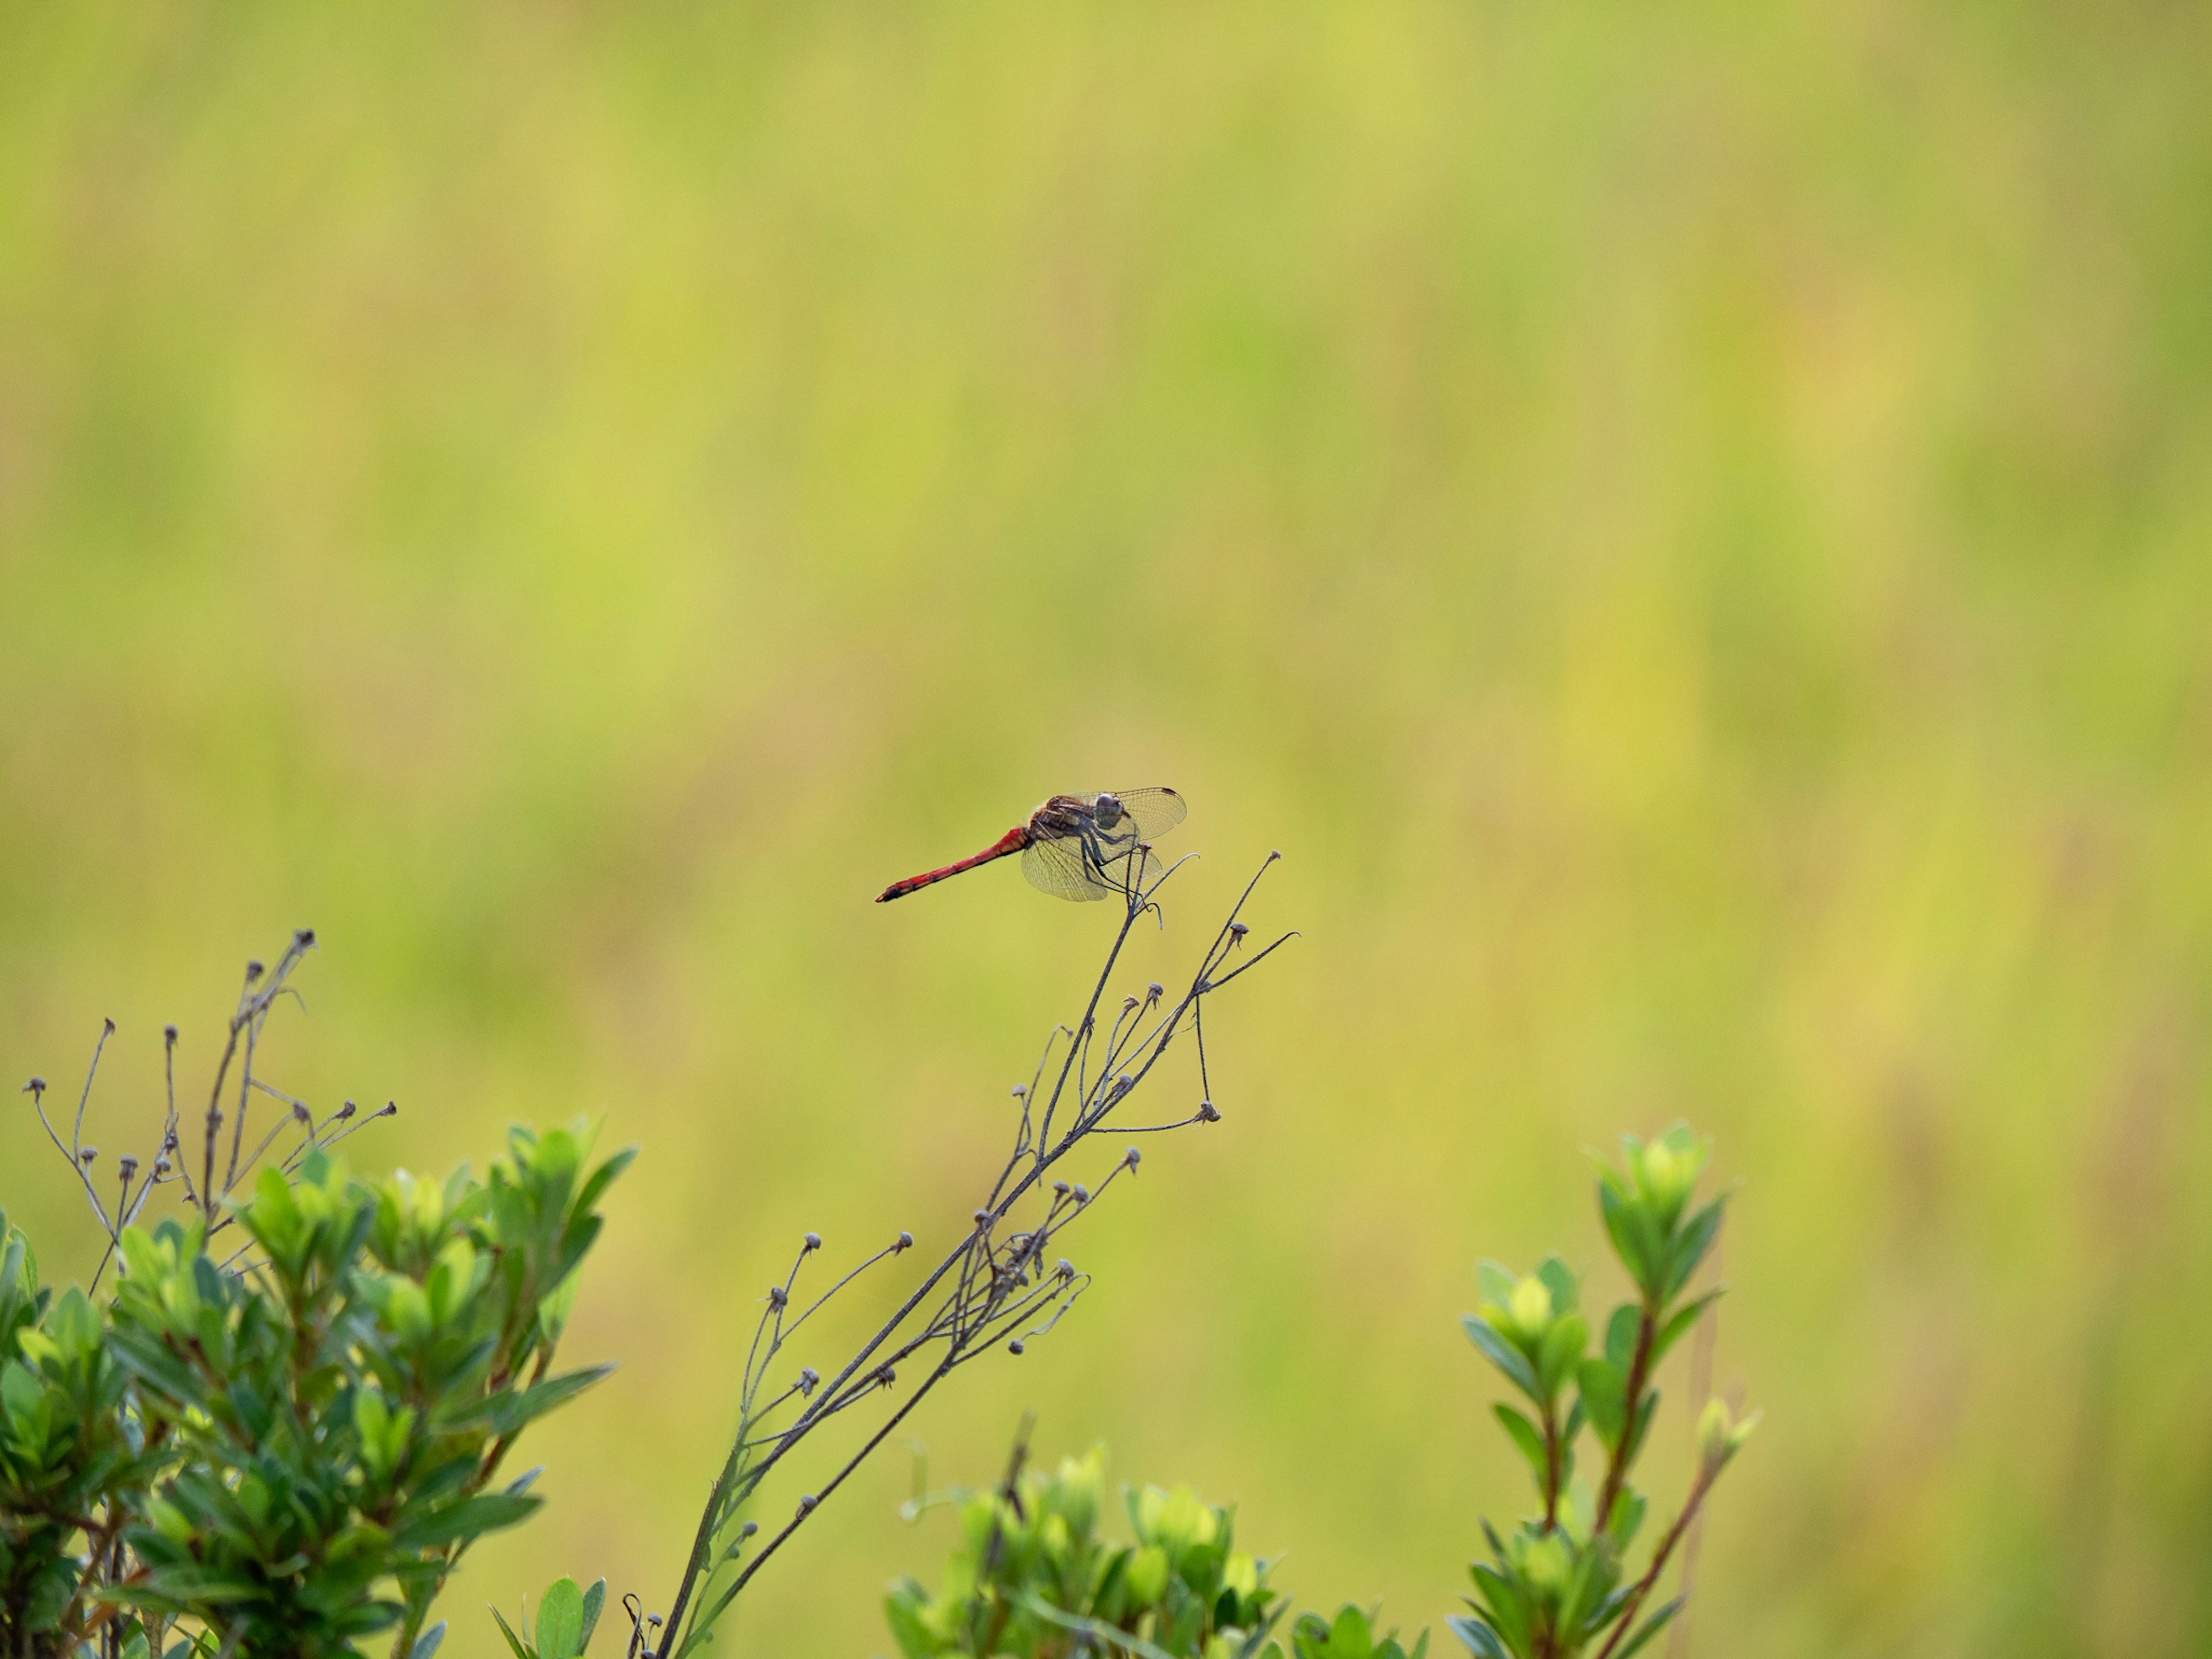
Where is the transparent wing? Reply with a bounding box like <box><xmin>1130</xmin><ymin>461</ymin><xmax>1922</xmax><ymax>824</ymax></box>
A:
<box><xmin>1110</xmin><ymin>786</ymin><xmax>1187</xmax><ymax>843</ymax></box>
<box><xmin>1022</xmin><ymin>833</ymin><xmax>1113</xmax><ymax>902</ymax></box>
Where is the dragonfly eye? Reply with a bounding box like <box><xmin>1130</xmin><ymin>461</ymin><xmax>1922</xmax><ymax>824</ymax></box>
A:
<box><xmin>1093</xmin><ymin>791</ymin><xmax>1122</xmax><ymax>825</ymax></box>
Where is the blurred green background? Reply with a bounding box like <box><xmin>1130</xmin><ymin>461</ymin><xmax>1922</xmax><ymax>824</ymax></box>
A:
<box><xmin>3</xmin><ymin>2</ymin><xmax>2210</xmax><ymax>1653</ymax></box>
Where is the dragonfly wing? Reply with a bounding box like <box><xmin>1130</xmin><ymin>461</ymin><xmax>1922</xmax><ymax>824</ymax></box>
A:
<box><xmin>1111</xmin><ymin>787</ymin><xmax>1188</xmax><ymax>843</ymax></box>
<box><xmin>1022</xmin><ymin>832</ymin><xmax>1113</xmax><ymax>902</ymax></box>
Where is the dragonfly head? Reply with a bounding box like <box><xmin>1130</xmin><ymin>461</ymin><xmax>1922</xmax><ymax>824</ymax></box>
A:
<box><xmin>1091</xmin><ymin>791</ymin><xmax>1123</xmax><ymax>827</ymax></box>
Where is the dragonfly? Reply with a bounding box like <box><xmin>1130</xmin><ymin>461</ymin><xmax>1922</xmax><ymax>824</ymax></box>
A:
<box><xmin>876</xmin><ymin>788</ymin><xmax>1188</xmax><ymax>904</ymax></box>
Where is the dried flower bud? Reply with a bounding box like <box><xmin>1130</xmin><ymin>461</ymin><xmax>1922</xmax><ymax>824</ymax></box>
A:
<box><xmin>1122</xmin><ymin>995</ymin><xmax>1139</xmax><ymax>1013</ymax></box>
<box><xmin>973</xmin><ymin>1209</ymin><xmax>991</xmax><ymax>1228</ymax></box>
<box><xmin>1071</xmin><ymin>1185</ymin><xmax>1089</xmax><ymax>1204</ymax></box>
<box><xmin>1124</xmin><ymin>1146</ymin><xmax>1141</xmax><ymax>1169</ymax></box>
<box><xmin>78</xmin><ymin>1147</ymin><xmax>97</xmax><ymax>1165</ymax></box>
<box><xmin>767</xmin><ymin>1286</ymin><xmax>787</xmax><ymax>1310</ymax></box>
<box><xmin>294</xmin><ymin>928</ymin><xmax>316</xmax><ymax>948</ymax></box>
<box><xmin>1007</xmin><ymin>1339</ymin><xmax>1025</xmax><ymax>1355</ymax></box>
<box><xmin>1197</xmin><ymin>1101</ymin><xmax>1220</xmax><ymax>1122</ymax></box>
<box><xmin>895</xmin><ymin>1230</ymin><xmax>914</xmax><ymax>1251</ymax></box>
<box><xmin>164</xmin><ymin>1024</ymin><xmax>179</xmax><ymax>1044</ymax></box>
<box><xmin>22</xmin><ymin>1077</ymin><xmax>44</xmax><ymax>1098</ymax></box>
<box><xmin>245</xmin><ymin>960</ymin><xmax>264</xmax><ymax>981</ymax></box>
<box><xmin>118</xmin><ymin>1155</ymin><xmax>139</xmax><ymax>1179</ymax></box>
<box><xmin>153</xmin><ymin>1157</ymin><xmax>171</xmax><ymax>1177</ymax></box>
<box><xmin>293</xmin><ymin>1103</ymin><xmax>312</xmax><ymax>1123</ymax></box>
<box><xmin>1146</xmin><ymin>982</ymin><xmax>1163</xmax><ymax>1001</ymax></box>
<box><xmin>338</xmin><ymin>1101</ymin><xmax>357</xmax><ymax>1119</ymax></box>
<box><xmin>1055</xmin><ymin>1259</ymin><xmax>1074</xmax><ymax>1279</ymax></box>
<box><xmin>797</xmin><ymin>1494</ymin><xmax>817</xmax><ymax>1515</ymax></box>
<box><xmin>740</xmin><ymin>1520</ymin><xmax>759</xmax><ymax>1539</ymax></box>
<box><xmin>377</xmin><ymin>1101</ymin><xmax>397</xmax><ymax>1118</ymax></box>
<box><xmin>802</xmin><ymin>1232</ymin><xmax>821</xmax><ymax>1252</ymax></box>
<box><xmin>876</xmin><ymin>1365</ymin><xmax>896</xmax><ymax>1385</ymax></box>
<box><xmin>1011</xmin><ymin>1084</ymin><xmax>1028</xmax><ymax>1099</ymax></box>
<box><xmin>1229</xmin><ymin>922</ymin><xmax>1249</xmax><ymax>942</ymax></box>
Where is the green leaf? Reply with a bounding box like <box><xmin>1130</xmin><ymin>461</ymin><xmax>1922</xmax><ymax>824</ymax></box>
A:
<box><xmin>1446</xmin><ymin>1615</ymin><xmax>1508</xmax><ymax>1659</ymax></box>
<box><xmin>451</xmin><ymin>1365</ymin><xmax>613</xmax><ymax>1437</ymax></box>
<box><xmin>1577</xmin><ymin>1358</ymin><xmax>1624</xmax><ymax>1443</ymax></box>
<box><xmin>1603</xmin><ymin>1305</ymin><xmax>1638</xmax><ymax>1372</ymax></box>
<box><xmin>411</xmin><ymin>1622</ymin><xmax>448</xmax><ymax>1659</ymax></box>
<box><xmin>1492</xmin><ymin>1404</ymin><xmax>1548</xmax><ymax>1495</ymax></box>
<box><xmin>1535</xmin><ymin>1256</ymin><xmax>1577</xmax><ymax>1316</ymax></box>
<box><xmin>579</xmin><ymin>1578</ymin><xmax>607</xmax><ymax>1654</ymax></box>
<box><xmin>1611</xmin><ymin>1596</ymin><xmax>1684</xmax><ymax>1659</ymax></box>
<box><xmin>537</xmin><ymin>1577</ymin><xmax>584</xmax><ymax>1659</ymax></box>
<box><xmin>489</xmin><ymin>1603</ymin><xmax>533</xmax><ymax>1659</ymax></box>
<box><xmin>1461</xmin><ymin>1316</ymin><xmax>1540</xmax><ymax>1402</ymax></box>
<box><xmin>1649</xmin><ymin>1290</ymin><xmax>1720</xmax><ymax>1370</ymax></box>
<box><xmin>1475</xmin><ymin>1260</ymin><xmax>1517</xmax><ymax>1312</ymax></box>
<box><xmin>394</xmin><ymin>1491</ymin><xmax>541</xmax><ymax>1551</ymax></box>
<box><xmin>1662</xmin><ymin>1199</ymin><xmax>1726</xmax><ymax>1302</ymax></box>
<box><xmin>1536</xmin><ymin>1314</ymin><xmax>1586</xmax><ymax>1399</ymax></box>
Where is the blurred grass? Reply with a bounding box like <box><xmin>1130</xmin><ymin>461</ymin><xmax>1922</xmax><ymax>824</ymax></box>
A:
<box><xmin>3</xmin><ymin>1</ymin><xmax>2210</xmax><ymax>1653</ymax></box>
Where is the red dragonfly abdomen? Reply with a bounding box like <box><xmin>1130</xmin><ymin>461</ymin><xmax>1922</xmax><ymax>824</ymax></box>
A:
<box><xmin>874</xmin><ymin>824</ymin><xmax>1031</xmax><ymax>903</ymax></box>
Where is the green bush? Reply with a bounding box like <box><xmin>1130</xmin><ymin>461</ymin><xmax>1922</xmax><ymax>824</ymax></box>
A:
<box><xmin>0</xmin><ymin>1123</ymin><xmax>627</xmax><ymax>1659</ymax></box>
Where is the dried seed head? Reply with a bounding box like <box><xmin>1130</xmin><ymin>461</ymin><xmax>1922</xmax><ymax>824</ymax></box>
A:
<box><xmin>876</xmin><ymin>1365</ymin><xmax>896</xmax><ymax>1385</ymax></box>
<box><xmin>1056</xmin><ymin>1259</ymin><xmax>1074</xmax><ymax>1279</ymax></box>
<box><xmin>1071</xmin><ymin>1185</ymin><xmax>1089</xmax><ymax>1204</ymax></box>
<box><xmin>1113</xmin><ymin>1073</ymin><xmax>1133</xmax><ymax>1093</ymax></box>
<box><xmin>162</xmin><ymin>1131</ymin><xmax>179</xmax><ymax>1153</ymax></box>
<box><xmin>798</xmin><ymin>1367</ymin><xmax>819</xmax><ymax>1394</ymax></box>
<box><xmin>1007</xmin><ymin>1339</ymin><xmax>1025</xmax><ymax>1355</ymax></box>
<box><xmin>103</xmin><ymin>1017</ymin><xmax>115</xmax><ymax>1034</ymax></box>
<box><xmin>1011</xmin><ymin>1084</ymin><xmax>1028</xmax><ymax>1099</ymax></box>
<box><xmin>1229</xmin><ymin>921</ymin><xmax>1249</xmax><ymax>942</ymax></box>
<box><xmin>895</xmin><ymin>1230</ymin><xmax>914</xmax><ymax>1252</ymax></box>
<box><xmin>1197</xmin><ymin>1101</ymin><xmax>1220</xmax><ymax>1122</ymax></box>
<box><xmin>153</xmin><ymin>1157</ymin><xmax>171</xmax><ymax>1177</ymax></box>
<box><xmin>797</xmin><ymin>1494</ymin><xmax>817</xmax><ymax>1515</ymax></box>
<box><xmin>376</xmin><ymin>1101</ymin><xmax>397</xmax><ymax>1118</ymax></box>
<box><xmin>1051</xmin><ymin>1180</ymin><xmax>1070</xmax><ymax>1196</ymax></box>
<box><xmin>767</xmin><ymin>1285</ymin><xmax>787</xmax><ymax>1310</ymax></box>
<box><xmin>294</xmin><ymin>928</ymin><xmax>316</xmax><ymax>949</ymax></box>
<box><xmin>973</xmin><ymin>1209</ymin><xmax>991</xmax><ymax>1228</ymax></box>
<box><xmin>22</xmin><ymin>1077</ymin><xmax>44</xmax><ymax>1098</ymax></box>
<box><xmin>802</xmin><ymin>1232</ymin><xmax>821</xmax><ymax>1252</ymax></box>
<box><xmin>164</xmin><ymin>1024</ymin><xmax>179</xmax><ymax>1044</ymax></box>
<box><xmin>293</xmin><ymin>1103</ymin><xmax>312</xmax><ymax>1123</ymax></box>
<box><xmin>740</xmin><ymin>1520</ymin><xmax>759</xmax><ymax>1539</ymax></box>
<box><xmin>245</xmin><ymin>960</ymin><xmax>264</xmax><ymax>982</ymax></box>
<box><xmin>338</xmin><ymin>1101</ymin><xmax>357</xmax><ymax>1120</ymax></box>
<box><xmin>1122</xmin><ymin>995</ymin><xmax>1139</xmax><ymax>1013</ymax></box>
<box><xmin>118</xmin><ymin>1156</ymin><xmax>139</xmax><ymax>1181</ymax></box>
<box><xmin>1146</xmin><ymin>982</ymin><xmax>1163</xmax><ymax>1001</ymax></box>
<box><xmin>1124</xmin><ymin>1146</ymin><xmax>1142</xmax><ymax>1169</ymax></box>
<box><xmin>78</xmin><ymin>1147</ymin><xmax>97</xmax><ymax>1165</ymax></box>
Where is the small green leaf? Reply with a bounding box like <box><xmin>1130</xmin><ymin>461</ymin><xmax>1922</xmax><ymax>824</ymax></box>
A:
<box><xmin>1461</xmin><ymin>1315</ymin><xmax>1540</xmax><ymax>1401</ymax></box>
<box><xmin>1604</xmin><ymin>1305</ymin><xmax>1638</xmax><ymax>1371</ymax></box>
<box><xmin>1535</xmin><ymin>1256</ymin><xmax>1577</xmax><ymax>1316</ymax></box>
<box><xmin>537</xmin><ymin>1577</ymin><xmax>584</xmax><ymax>1659</ymax></box>
<box><xmin>1492</xmin><ymin>1404</ymin><xmax>1548</xmax><ymax>1495</ymax></box>
<box><xmin>1649</xmin><ymin>1290</ymin><xmax>1720</xmax><ymax>1369</ymax></box>
<box><xmin>488</xmin><ymin>1603</ymin><xmax>532</xmax><ymax>1659</ymax></box>
<box><xmin>1446</xmin><ymin>1613</ymin><xmax>1509</xmax><ymax>1659</ymax></box>
<box><xmin>1611</xmin><ymin>1595</ymin><xmax>1684</xmax><ymax>1659</ymax></box>
<box><xmin>411</xmin><ymin>1622</ymin><xmax>447</xmax><ymax>1659</ymax></box>
<box><xmin>1577</xmin><ymin>1358</ymin><xmax>1624</xmax><ymax>1442</ymax></box>
<box><xmin>579</xmin><ymin>1579</ymin><xmax>607</xmax><ymax>1654</ymax></box>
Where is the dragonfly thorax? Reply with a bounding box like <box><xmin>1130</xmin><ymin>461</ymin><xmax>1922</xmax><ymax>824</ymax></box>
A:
<box><xmin>1090</xmin><ymin>792</ymin><xmax>1123</xmax><ymax>828</ymax></box>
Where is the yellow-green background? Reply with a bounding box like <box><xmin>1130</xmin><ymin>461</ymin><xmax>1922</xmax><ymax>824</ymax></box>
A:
<box><xmin>4</xmin><ymin>2</ymin><xmax>2209</xmax><ymax>1654</ymax></box>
